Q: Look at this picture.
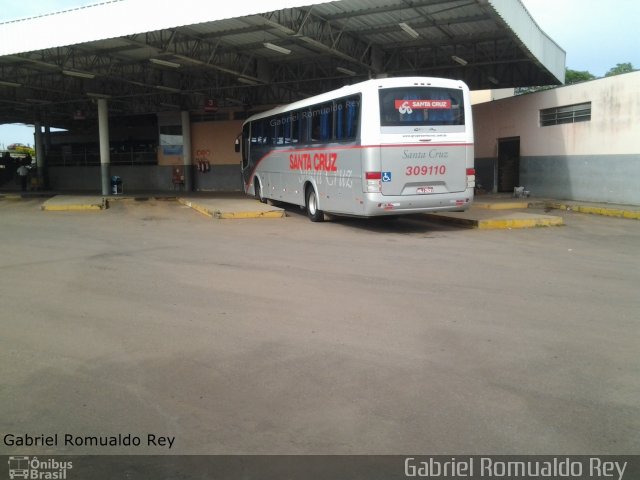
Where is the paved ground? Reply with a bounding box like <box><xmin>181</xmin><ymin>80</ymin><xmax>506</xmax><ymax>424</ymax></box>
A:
<box><xmin>0</xmin><ymin>197</ymin><xmax>638</xmax><ymax>455</ymax></box>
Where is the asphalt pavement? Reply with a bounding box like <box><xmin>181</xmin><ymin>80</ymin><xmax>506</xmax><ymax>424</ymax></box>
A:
<box><xmin>0</xmin><ymin>195</ymin><xmax>638</xmax><ymax>456</ymax></box>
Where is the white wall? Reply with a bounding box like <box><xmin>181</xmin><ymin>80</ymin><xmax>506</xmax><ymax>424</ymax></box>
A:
<box><xmin>472</xmin><ymin>71</ymin><xmax>640</xmax><ymax>205</ymax></box>
<box><xmin>470</xmin><ymin>88</ymin><xmax>515</xmax><ymax>105</ymax></box>
<box><xmin>474</xmin><ymin>71</ymin><xmax>640</xmax><ymax>158</ymax></box>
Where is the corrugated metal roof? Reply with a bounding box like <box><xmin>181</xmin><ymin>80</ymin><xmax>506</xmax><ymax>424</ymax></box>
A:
<box><xmin>489</xmin><ymin>0</ymin><xmax>566</xmax><ymax>83</ymax></box>
<box><xmin>0</xmin><ymin>0</ymin><xmax>566</xmax><ymax>127</ymax></box>
<box><xmin>0</xmin><ymin>0</ymin><xmax>329</xmax><ymax>56</ymax></box>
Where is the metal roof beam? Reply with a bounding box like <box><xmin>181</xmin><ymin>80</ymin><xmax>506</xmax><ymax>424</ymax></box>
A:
<box><xmin>259</xmin><ymin>7</ymin><xmax>382</xmax><ymax>74</ymax></box>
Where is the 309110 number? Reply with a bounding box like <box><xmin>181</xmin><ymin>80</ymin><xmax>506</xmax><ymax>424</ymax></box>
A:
<box><xmin>405</xmin><ymin>165</ymin><xmax>447</xmax><ymax>176</ymax></box>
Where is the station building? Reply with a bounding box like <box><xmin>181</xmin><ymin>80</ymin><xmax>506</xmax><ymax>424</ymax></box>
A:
<box><xmin>7</xmin><ymin>0</ymin><xmax>636</xmax><ymax>206</ymax></box>
<box><xmin>473</xmin><ymin>71</ymin><xmax>640</xmax><ymax>206</ymax></box>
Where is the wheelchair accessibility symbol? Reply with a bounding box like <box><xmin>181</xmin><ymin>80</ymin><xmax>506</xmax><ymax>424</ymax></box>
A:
<box><xmin>382</xmin><ymin>172</ymin><xmax>392</xmax><ymax>182</ymax></box>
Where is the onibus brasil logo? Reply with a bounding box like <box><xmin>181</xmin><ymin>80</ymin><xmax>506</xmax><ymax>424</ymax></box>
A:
<box><xmin>8</xmin><ymin>456</ymin><xmax>73</xmax><ymax>479</ymax></box>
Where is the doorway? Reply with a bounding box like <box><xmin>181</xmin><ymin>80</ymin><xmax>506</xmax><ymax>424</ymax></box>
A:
<box><xmin>497</xmin><ymin>137</ymin><xmax>520</xmax><ymax>193</ymax></box>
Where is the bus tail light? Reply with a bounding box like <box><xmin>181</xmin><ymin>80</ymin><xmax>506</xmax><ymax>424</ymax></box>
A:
<box><xmin>365</xmin><ymin>171</ymin><xmax>382</xmax><ymax>192</ymax></box>
<box><xmin>466</xmin><ymin>168</ymin><xmax>476</xmax><ymax>189</ymax></box>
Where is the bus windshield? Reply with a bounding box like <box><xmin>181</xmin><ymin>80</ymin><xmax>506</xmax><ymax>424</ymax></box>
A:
<box><xmin>379</xmin><ymin>87</ymin><xmax>465</xmax><ymax>127</ymax></box>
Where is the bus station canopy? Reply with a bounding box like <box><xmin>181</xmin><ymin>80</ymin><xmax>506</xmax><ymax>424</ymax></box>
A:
<box><xmin>0</xmin><ymin>0</ymin><xmax>565</xmax><ymax>128</ymax></box>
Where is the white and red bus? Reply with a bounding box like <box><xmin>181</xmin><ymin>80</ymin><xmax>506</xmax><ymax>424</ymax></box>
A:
<box><xmin>237</xmin><ymin>77</ymin><xmax>475</xmax><ymax>221</ymax></box>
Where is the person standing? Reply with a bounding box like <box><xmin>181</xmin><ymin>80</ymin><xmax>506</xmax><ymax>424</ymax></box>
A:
<box><xmin>16</xmin><ymin>163</ymin><xmax>29</xmax><ymax>191</ymax></box>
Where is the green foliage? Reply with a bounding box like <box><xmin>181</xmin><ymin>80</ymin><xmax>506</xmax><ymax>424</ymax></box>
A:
<box><xmin>515</xmin><ymin>63</ymin><xmax>635</xmax><ymax>96</ymax></box>
<box><xmin>605</xmin><ymin>63</ymin><xmax>635</xmax><ymax>77</ymax></box>
<box><xmin>565</xmin><ymin>68</ymin><xmax>595</xmax><ymax>84</ymax></box>
<box><xmin>514</xmin><ymin>85</ymin><xmax>552</xmax><ymax>95</ymax></box>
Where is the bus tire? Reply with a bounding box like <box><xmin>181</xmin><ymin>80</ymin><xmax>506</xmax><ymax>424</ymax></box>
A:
<box><xmin>254</xmin><ymin>178</ymin><xmax>266</xmax><ymax>203</ymax></box>
<box><xmin>305</xmin><ymin>186</ymin><xmax>324</xmax><ymax>222</ymax></box>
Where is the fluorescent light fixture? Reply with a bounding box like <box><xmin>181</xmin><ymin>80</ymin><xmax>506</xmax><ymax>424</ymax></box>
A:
<box><xmin>224</xmin><ymin>97</ymin><xmax>245</xmax><ymax>106</ymax></box>
<box><xmin>263</xmin><ymin>42</ymin><xmax>291</xmax><ymax>55</ymax></box>
<box><xmin>398</xmin><ymin>22</ymin><xmax>420</xmax><ymax>39</ymax></box>
<box><xmin>487</xmin><ymin>75</ymin><xmax>499</xmax><ymax>85</ymax></box>
<box><xmin>86</xmin><ymin>92</ymin><xmax>111</xmax><ymax>99</ymax></box>
<box><xmin>150</xmin><ymin>58</ymin><xmax>181</xmax><ymax>68</ymax></box>
<box><xmin>237</xmin><ymin>77</ymin><xmax>259</xmax><ymax>86</ymax></box>
<box><xmin>155</xmin><ymin>85</ymin><xmax>182</xmax><ymax>93</ymax></box>
<box><xmin>62</xmin><ymin>69</ymin><xmax>95</xmax><ymax>79</ymax></box>
<box><xmin>336</xmin><ymin>67</ymin><xmax>357</xmax><ymax>76</ymax></box>
<box><xmin>0</xmin><ymin>80</ymin><xmax>22</xmax><ymax>88</ymax></box>
<box><xmin>451</xmin><ymin>55</ymin><xmax>468</xmax><ymax>66</ymax></box>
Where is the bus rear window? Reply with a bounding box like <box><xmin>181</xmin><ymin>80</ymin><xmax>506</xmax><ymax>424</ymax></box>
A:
<box><xmin>379</xmin><ymin>87</ymin><xmax>464</xmax><ymax>127</ymax></box>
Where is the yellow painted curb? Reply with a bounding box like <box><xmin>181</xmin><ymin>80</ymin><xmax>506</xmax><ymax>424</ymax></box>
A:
<box><xmin>4</xmin><ymin>195</ymin><xmax>22</xmax><ymax>201</ymax></box>
<box><xmin>215</xmin><ymin>210</ymin><xmax>286</xmax><ymax>219</ymax></box>
<box><xmin>424</xmin><ymin>213</ymin><xmax>563</xmax><ymax>229</ymax></box>
<box><xmin>178</xmin><ymin>198</ymin><xmax>213</xmax><ymax>218</ymax></box>
<box><xmin>41</xmin><ymin>204</ymin><xmax>103</xmax><ymax>211</ymax></box>
<box><xmin>547</xmin><ymin>202</ymin><xmax>640</xmax><ymax>220</ymax></box>
<box><xmin>474</xmin><ymin>201</ymin><xmax>530</xmax><ymax>210</ymax></box>
<box><xmin>178</xmin><ymin>198</ymin><xmax>285</xmax><ymax>219</ymax></box>
<box><xmin>477</xmin><ymin>217</ymin><xmax>564</xmax><ymax>230</ymax></box>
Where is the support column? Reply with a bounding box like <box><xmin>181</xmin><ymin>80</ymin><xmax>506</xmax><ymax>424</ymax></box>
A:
<box><xmin>98</xmin><ymin>98</ymin><xmax>111</xmax><ymax>195</ymax></box>
<box><xmin>34</xmin><ymin>121</ymin><xmax>45</xmax><ymax>188</ymax></box>
<box><xmin>181</xmin><ymin>110</ymin><xmax>193</xmax><ymax>192</ymax></box>
<box><xmin>45</xmin><ymin>125</ymin><xmax>51</xmax><ymax>156</ymax></box>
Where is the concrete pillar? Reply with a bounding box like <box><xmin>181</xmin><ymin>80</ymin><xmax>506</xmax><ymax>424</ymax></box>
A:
<box><xmin>45</xmin><ymin>124</ymin><xmax>51</xmax><ymax>155</ymax></box>
<box><xmin>98</xmin><ymin>98</ymin><xmax>111</xmax><ymax>195</ymax></box>
<box><xmin>34</xmin><ymin>121</ymin><xmax>45</xmax><ymax>186</ymax></box>
<box><xmin>181</xmin><ymin>110</ymin><xmax>193</xmax><ymax>191</ymax></box>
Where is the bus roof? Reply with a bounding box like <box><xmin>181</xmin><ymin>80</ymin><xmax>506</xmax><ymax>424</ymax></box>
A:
<box><xmin>244</xmin><ymin>76</ymin><xmax>469</xmax><ymax>124</ymax></box>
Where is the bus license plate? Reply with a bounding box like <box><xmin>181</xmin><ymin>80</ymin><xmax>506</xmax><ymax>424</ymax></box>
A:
<box><xmin>417</xmin><ymin>187</ymin><xmax>434</xmax><ymax>194</ymax></box>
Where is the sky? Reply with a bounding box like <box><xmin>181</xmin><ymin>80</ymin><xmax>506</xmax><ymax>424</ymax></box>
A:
<box><xmin>1</xmin><ymin>0</ymin><xmax>639</xmax><ymax>147</ymax></box>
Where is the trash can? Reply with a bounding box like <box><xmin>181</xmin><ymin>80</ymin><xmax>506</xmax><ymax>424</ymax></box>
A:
<box><xmin>111</xmin><ymin>175</ymin><xmax>123</xmax><ymax>195</ymax></box>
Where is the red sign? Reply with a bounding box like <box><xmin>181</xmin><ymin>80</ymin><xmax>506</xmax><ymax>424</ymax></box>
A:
<box><xmin>203</xmin><ymin>99</ymin><xmax>218</xmax><ymax>112</ymax></box>
<box><xmin>395</xmin><ymin>99</ymin><xmax>451</xmax><ymax>111</ymax></box>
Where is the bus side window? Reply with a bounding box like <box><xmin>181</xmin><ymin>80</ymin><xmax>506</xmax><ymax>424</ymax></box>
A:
<box><xmin>297</xmin><ymin>109</ymin><xmax>309</xmax><ymax>143</ymax></box>
<box><xmin>281</xmin><ymin>114</ymin><xmax>291</xmax><ymax>144</ymax></box>
<box><xmin>336</xmin><ymin>98</ymin><xmax>353</xmax><ymax>141</ymax></box>
<box><xmin>310</xmin><ymin>103</ymin><xmax>334</xmax><ymax>142</ymax></box>
<box><xmin>269</xmin><ymin>116</ymin><xmax>278</xmax><ymax>145</ymax></box>
<box><xmin>290</xmin><ymin>112</ymin><xmax>299</xmax><ymax>144</ymax></box>
<box><xmin>345</xmin><ymin>96</ymin><xmax>359</xmax><ymax>140</ymax></box>
<box><xmin>251</xmin><ymin>120</ymin><xmax>263</xmax><ymax>145</ymax></box>
<box><xmin>257</xmin><ymin>119</ymin><xmax>267</xmax><ymax>144</ymax></box>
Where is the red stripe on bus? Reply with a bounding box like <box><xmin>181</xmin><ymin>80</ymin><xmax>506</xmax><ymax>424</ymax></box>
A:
<box><xmin>243</xmin><ymin>143</ymin><xmax>473</xmax><ymax>188</ymax></box>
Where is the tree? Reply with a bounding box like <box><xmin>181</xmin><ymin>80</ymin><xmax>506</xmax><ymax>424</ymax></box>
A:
<box><xmin>605</xmin><ymin>63</ymin><xmax>635</xmax><ymax>77</ymax></box>
<box><xmin>515</xmin><ymin>67</ymin><xmax>594</xmax><ymax>95</ymax></box>
<box><xmin>565</xmin><ymin>68</ymin><xmax>595</xmax><ymax>84</ymax></box>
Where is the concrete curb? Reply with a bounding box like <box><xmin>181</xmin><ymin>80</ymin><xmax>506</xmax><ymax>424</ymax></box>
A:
<box><xmin>41</xmin><ymin>196</ymin><xmax>106</xmax><ymax>211</ymax></box>
<box><xmin>177</xmin><ymin>198</ymin><xmax>215</xmax><ymax>218</ymax></box>
<box><xmin>214</xmin><ymin>210</ymin><xmax>287</xmax><ymax>219</ymax></box>
<box><xmin>540</xmin><ymin>202</ymin><xmax>640</xmax><ymax>220</ymax></box>
<box><xmin>1</xmin><ymin>194</ymin><xmax>22</xmax><ymax>201</ymax></box>
<box><xmin>477</xmin><ymin>216</ymin><xmax>564</xmax><ymax>229</ymax></box>
<box><xmin>474</xmin><ymin>201</ymin><xmax>530</xmax><ymax>210</ymax></box>
<box><xmin>177</xmin><ymin>197</ymin><xmax>285</xmax><ymax>219</ymax></box>
<box><xmin>424</xmin><ymin>211</ymin><xmax>564</xmax><ymax>229</ymax></box>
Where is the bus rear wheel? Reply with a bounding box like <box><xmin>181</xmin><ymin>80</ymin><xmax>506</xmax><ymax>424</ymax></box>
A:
<box><xmin>305</xmin><ymin>187</ymin><xmax>324</xmax><ymax>222</ymax></box>
<box><xmin>254</xmin><ymin>178</ymin><xmax>266</xmax><ymax>203</ymax></box>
